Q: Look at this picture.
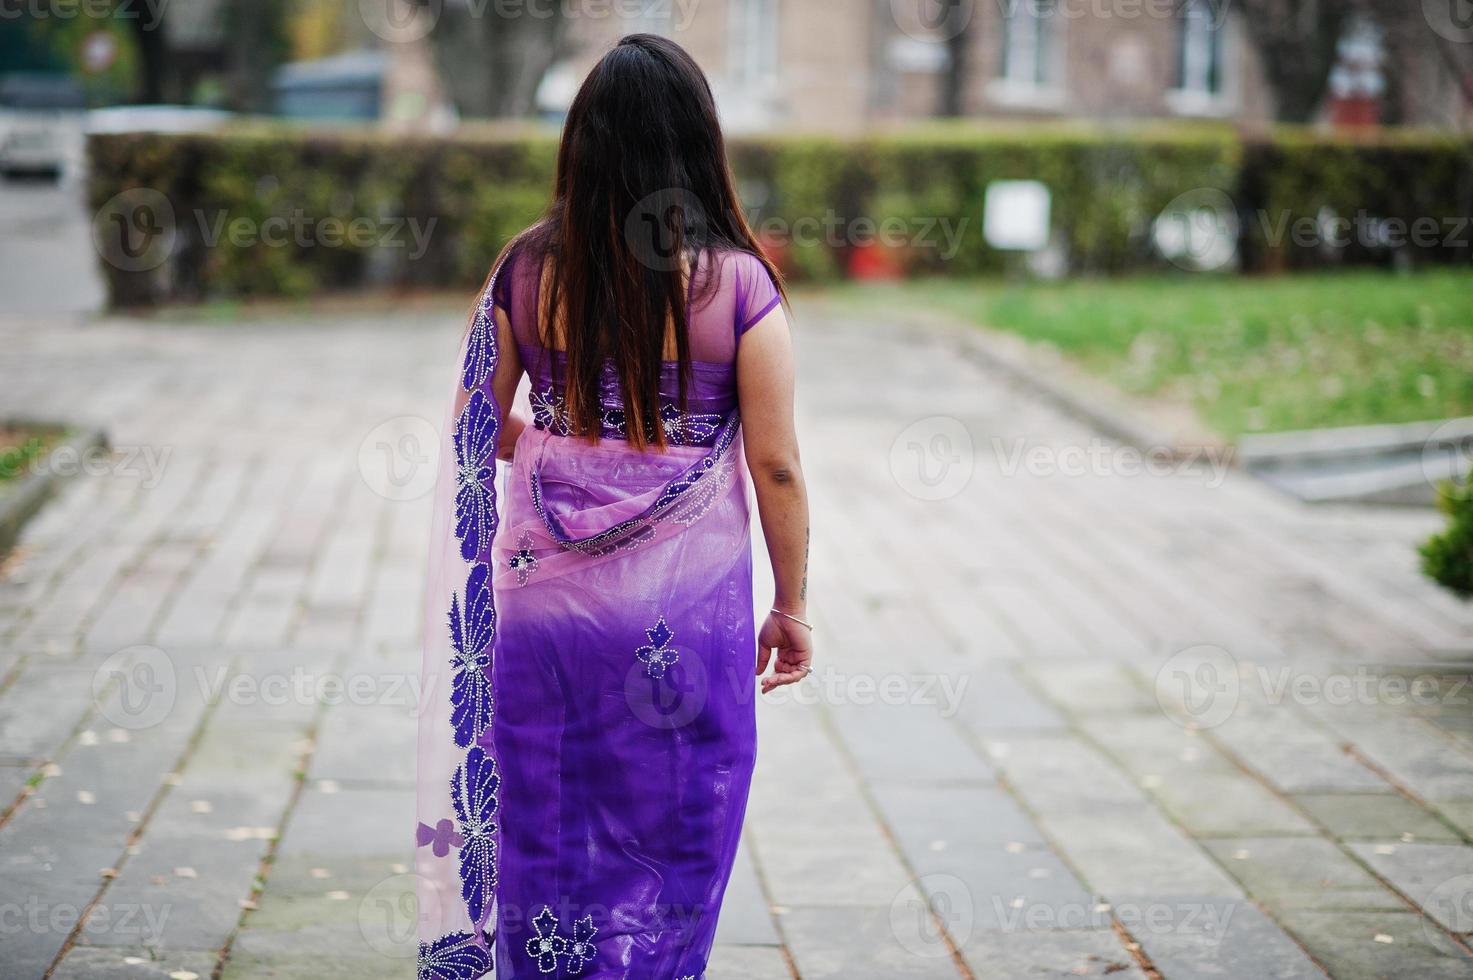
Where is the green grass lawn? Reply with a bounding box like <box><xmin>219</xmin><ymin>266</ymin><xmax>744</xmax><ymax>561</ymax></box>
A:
<box><xmin>0</xmin><ymin>425</ymin><xmax>62</xmax><ymax>485</ymax></box>
<box><xmin>828</xmin><ymin>270</ymin><xmax>1473</xmax><ymax>440</ymax></box>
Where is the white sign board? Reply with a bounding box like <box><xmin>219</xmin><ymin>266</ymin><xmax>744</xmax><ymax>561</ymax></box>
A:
<box><xmin>983</xmin><ymin>180</ymin><xmax>1052</xmax><ymax>252</ymax></box>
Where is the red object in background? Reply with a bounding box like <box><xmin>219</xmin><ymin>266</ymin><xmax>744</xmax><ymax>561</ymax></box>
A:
<box><xmin>756</xmin><ymin>231</ymin><xmax>792</xmax><ymax>278</ymax></box>
<box><xmin>847</xmin><ymin>240</ymin><xmax>905</xmax><ymax>281</ymax></box>
<box><xmin>1327</xmin><ymin>22</ymin><xmax>1384</xmax><ymax>130</ymax></box>
<box><xmin>1330</xmin><ymin>94</ymin><xmax>1381</xmax><ymax>128</ymax></box>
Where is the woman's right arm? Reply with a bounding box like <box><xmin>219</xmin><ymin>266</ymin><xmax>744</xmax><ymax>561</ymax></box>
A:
<box><xmin>737</xmin><ymin>304</ymin><xmax>814</xmax><ymax>693</ymax></box>
<box><xmin>492</xmin><ymin>304</ymin><xmax>526</xmax><ymax>461</ymax></box>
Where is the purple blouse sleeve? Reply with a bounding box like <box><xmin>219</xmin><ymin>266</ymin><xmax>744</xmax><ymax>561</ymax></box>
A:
<box><xmin>733</xmin><ymin>251</ymin><xmax>781</xmax><ymax>341</ymax></box>
<box><xmin>492</xmin><ymin>244</ymin><xmax>517</xmax><ymax>312</ymax></box>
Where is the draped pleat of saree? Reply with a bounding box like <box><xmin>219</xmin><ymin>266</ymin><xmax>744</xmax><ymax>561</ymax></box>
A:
<box><xmin>416</xmin><ymin>260</ymin><xmax>759</xmax><ymax>980</ymax></box>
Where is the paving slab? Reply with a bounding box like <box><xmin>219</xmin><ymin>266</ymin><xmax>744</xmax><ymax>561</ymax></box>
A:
<box><xmin>1209</xmin><ymin>708</ymin><xmax>1391</xmax><ymax>794</ymax></box>
<box><xmin>779</xmin><ymin>904</ymin><xmax>965</xmax><ymax>979</ymax></box>
<box><xmin>1346</xmin><ymin>842</ymin><xmax>1473</xmax><ymax>935</ymax></box>
<box><xmin>1201</xmin><ymin>838</ymin><xmax>1405</xmax><ymax>912</ymax></box>
<box><xmin>50</xmin><ymin>946</ymin><xmax>220</xmax><ymax>980</ymax></box>
<box><xmin>1078</xmin><ymin>715</ymin><xmax>1319</xmax><ymax>837</ymax></box>
<box><xmin>1308</xmin><ymin>708</ymin><xmax>1473</xmax><ymax>802</ymax></box>
<box><xmin>6</xmin><ymin>300</ymin><xmax>1473</xmax><ymax>980</ymax></box>
<box><xmin>307</xmin><ymin>697</ymin><xmax>418</xmax><ymax>787</ymax></box>
<box><xmin>959</xmin><ymin>928</ymin><xmax>1145</xmax><ymax>980</ymax></box>
<box><xmin>869</xmin><ymin>782</ymin><xmax>1050</xmax><ymax>851</ymax></box>
<box><xmin>1037</xmin><ymin>809</ymin><xmax>1242</xmax><ymax>899</ymax></box>
<box><xmin>714</xmin><ymin>842</ymin><xmax>782</xmax><ymax>947</ymax></box>
<box><xmin>948</xmin><ymin>663</ymin><xmax>1067</xmax><ymax>735</ymax></box>
<box><xmin>0</xmin><ymin>664</ymin><xmax>95</xmax><ymax>764</ymax></box>
<box><xmin>1294</xmin><ymin>793</ymin><xmax>1463</xmax><ymax>843</ymax></box>
<box><xmin>1275</xmin><ymin>911</ymin><xmax>1473</xmax><ymax>980</ymax></box>
<box><xmin>706</xmin><ymin>944</ymin><xmax>792</xmax><ymax>979</ymax></box>
<box><xmin>1022</xmin><ymin>662</ymin><xmax>1159</xmax><ymax>716</ymax></box>
<box><xmin>1115</xmin><ymin>897</ymin><xmax>1327</xmax><ymax>980</ymax></box>
<box><xmin>1430</xmin><ymin>799</ymin><xmax>1473</xmax><ymax>839</ymax></box>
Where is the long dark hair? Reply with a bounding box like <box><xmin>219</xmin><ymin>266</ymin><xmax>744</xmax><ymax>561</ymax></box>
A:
<box><xmin>495</xmin><ymin>33</ymin><xmax>783</xmax><ymax>451</ymax></box>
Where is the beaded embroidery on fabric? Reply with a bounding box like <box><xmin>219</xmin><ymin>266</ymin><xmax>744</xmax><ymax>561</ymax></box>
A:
<box><xmin>417</xmin><ymin>264</ymin><xmax>506</xmax><ymax>978</ymax></box>
<box><xmin>420</xmin><ymin>246</ymin><xmax>766</xmax><ymax>978</ymax></box>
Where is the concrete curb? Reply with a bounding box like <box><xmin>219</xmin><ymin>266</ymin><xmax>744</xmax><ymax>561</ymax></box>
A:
<box><xmin>1239</xmin><ymin>416</ymin><xmax>1473</xmax><ymax>507</ymax></box>
<box><xmin>943</xmin><ymin>323</ymin><xmax>1468</xmax><ymax>506</ymax></box>
<box><xmin>0</xmin><ymin>425</ymin><xmax>108</xmax><ymax>555</ymax></box>
<box><xmin>874</xmin><ymin>304</ymin><xmax>1227</xmax><ymax>460</ymax></box>
<box><xmin>949</xmin><ymin>327</ymin><xmax>1186</xmax><ymax>458</ymax></box>
<box><xmin>808</xmin><ymin>295</ymin><xmax>1467</xmax><ymax>507</ymax></box>
<box><xmin>1239</xmin><ymin>417</ymin><xmax>1473</xmax><ymax>466</ymax></box>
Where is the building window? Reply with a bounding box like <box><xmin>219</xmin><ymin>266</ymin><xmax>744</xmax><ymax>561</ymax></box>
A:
<box><xmin>1175</xmin><ymin>0</ymin><xmax>1223</xmax><ymax>98</ymax></box>
<box><xmin>729</xmin><ymin>0</ymin><xmax>779</xmax><ymax>88</ymax></box>
<box><xmin>998</xmin><ymin>0</ymin><xmax>1056</xmax><ymax>89</ymax></box>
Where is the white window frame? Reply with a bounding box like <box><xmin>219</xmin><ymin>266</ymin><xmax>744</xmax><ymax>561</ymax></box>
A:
<box><xmin>1168</xmin><ymin>0</ymin><xmax>1236</xmax><ymax>116</ymax></box>
<box><xmin>988</xmin><ymin>0</ymin><xmax>1064</xmax><ymax>108</ymax></box>
<box><xmin>728</xmin><ymin>0</ymin><xmax>780</xmax><ymax>89</ymax></box>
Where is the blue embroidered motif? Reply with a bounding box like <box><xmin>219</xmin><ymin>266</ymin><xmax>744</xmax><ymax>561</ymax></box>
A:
<box><xmin>636</xmin><ymin>616</ymin><xmax>680</xmax><ymax>679</ymax></box>
<box><xmin>418</xmin><ymin>930</ymin><xmax>492</xmax><ymax>980</ymax></box>
<box><xmin>462</xmin><ymin>289</ymin><xmax>495</xmax><ymax>391</ymax></box>
<box><xmin>659</xmin><ymin>402</ymin><xmax>721</xmax><ymax>445</ymax></box>
<box><xmin>523</xmin><ymin>906</ymin><xmax>598</xmax><ymax>975</ymax></box>
<box><xmin>427</xmin><ymin>261</ymin><xmax>505</xmax><ymax>950</ymax></box>
<box><xmin>530</xmin><ymin>385</ymin><xmax>572</xmax><ymax>437</ymax></box>
<box><xmin>563</xmin><ymin>914</ymin><xmax>599</xmax><ymax>973</ymax></box>
<box><xmin>454</xmin><ymin>390</ymin><xmax>500</xmax><ymax>561</ymax></box>
<box><xmin>448</xmin><ymin>563</ymin><xmax>495</xmax><ymax>749</ymax></box>
<box><xmin>452</xmin><ymin>745</ymin><xmax>500</xmax><ymax>926</ymax></box>
<box><xmin>525</xmin><ymin>907</ymin><xmax>567</xmax><ymax>974</ymax></box>
<box><xmin>508</xmin><ymin>530</ymin><xmax>540</xmax><ymax>586</ymax></box>
<box><xmin>529</xmin><ymin>384</ymin><xmax>725</xmax><ymax>447</ymax></box>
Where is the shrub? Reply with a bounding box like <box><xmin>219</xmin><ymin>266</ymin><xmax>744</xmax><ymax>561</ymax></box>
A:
<box><xmin>1240</xmin><ymin>132</ymin><xmax>1473</xmax><ymax>271</ymax></box>
<box><xmin>1421</xmin><ymin>474</ymin><xmax>1473</xmax><ymax>601</ymax></box>
<box><xmin>87</xmin><ymin>124</ymin><xmax>1473</xmax><ymax>308</ymax></box>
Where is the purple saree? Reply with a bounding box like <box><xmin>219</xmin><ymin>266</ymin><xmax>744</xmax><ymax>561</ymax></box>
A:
<box><xmin>417</xmin><ymin>248</ymin><xmax>781</xmax><ymax>979</ymax></box>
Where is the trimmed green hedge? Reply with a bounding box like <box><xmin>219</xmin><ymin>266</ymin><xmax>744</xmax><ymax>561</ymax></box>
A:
<box><xmin>1242</xmin><ymin>133</ymin><xmax>1473</xmax><ymax>271</ymax></box>
<box><xmin>87</xmin><ymin>125</ymin><xmax>1472</xmax><ymax>307</ymax></box>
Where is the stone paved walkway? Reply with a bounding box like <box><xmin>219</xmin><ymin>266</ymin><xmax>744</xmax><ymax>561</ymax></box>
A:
<box><xmin>2</xmin><ymin>301</ymin><xmax>1473</xmax><ymax>980</ymax></box>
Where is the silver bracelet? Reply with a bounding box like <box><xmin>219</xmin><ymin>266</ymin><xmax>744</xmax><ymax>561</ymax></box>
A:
<box><xmin>770</xmin><ymin>608</ymin><xmax>815</xmax><ymax>631</ymax></box>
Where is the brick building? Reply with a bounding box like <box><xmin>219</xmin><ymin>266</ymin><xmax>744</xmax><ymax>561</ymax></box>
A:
<box><xmin>553</xmin><ymin>0</ymin><xmax>1467</xmax><ymax>132</ymax></box>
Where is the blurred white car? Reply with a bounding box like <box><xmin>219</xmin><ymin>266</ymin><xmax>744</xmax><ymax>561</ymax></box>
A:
<box><xmin>0</xmin><ymin>74</ymin><xmax>87</xmax><ymax>179</ymax></box>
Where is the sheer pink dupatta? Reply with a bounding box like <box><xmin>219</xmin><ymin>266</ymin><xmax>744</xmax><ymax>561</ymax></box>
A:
<box><xmin>415</xmin><ymin>266</ymin><xmax>504</xmax><ymax>978</ymax></box>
